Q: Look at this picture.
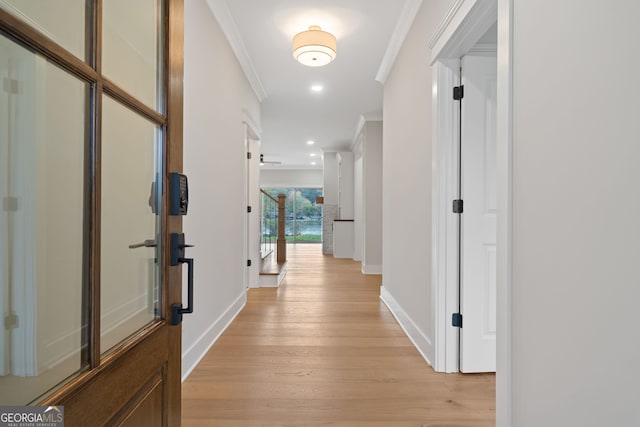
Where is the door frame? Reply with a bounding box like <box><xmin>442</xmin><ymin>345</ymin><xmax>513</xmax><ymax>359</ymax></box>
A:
<box><xmin>429</xmin><ymin>0</ymin><xmax>513</xmax><ymax>424</ymax></box>
<box><xmin>243</xmin><ymin>110</ymin><xmax>261</xmax><ymax>289</ymax></box>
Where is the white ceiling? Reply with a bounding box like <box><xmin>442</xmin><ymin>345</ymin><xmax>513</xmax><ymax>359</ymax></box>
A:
<box><xmin>209</xmin><ymin>0</ymin><xmax>413</xmax><ymax>170</ymax></box>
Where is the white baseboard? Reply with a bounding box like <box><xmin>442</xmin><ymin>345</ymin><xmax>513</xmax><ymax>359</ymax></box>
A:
<box><xmin>362</xmin><ymin>264</ymin><xmax>382</xmax><ymax>275</ymax></box>
<box><xmin>379</xmin><ymin>286</ymin><xmax>433</xmax><ymax>367</ymax></box>
<box><xmin>181</xmin><ymin>292</ymin><xmax>246</xmax><ymax>381</ymax></box>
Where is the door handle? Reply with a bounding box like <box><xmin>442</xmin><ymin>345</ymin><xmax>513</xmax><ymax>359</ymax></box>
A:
<box><xmin>128</xmin><ymin>239</ymin><xmax>157</xmax><ymax>249</ymax></box>
<box><xmin>172</xmin><ymin>257</ymin><xmax>193</xmax><ymax>325</ymax></box>
<box><xmin>170</xmin><ymin>233</ymin><xmax>195</xmax><ymax>325</ymax></box>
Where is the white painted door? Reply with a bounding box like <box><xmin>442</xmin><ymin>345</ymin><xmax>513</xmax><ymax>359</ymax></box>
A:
<box><xmin>460</xmin><ymin>53</ymin><xmax>497</xmax><ymax>373</ymax></box>
<box><xmin>246</xmin><ymin>135</ymin><xmax>260</xmax><ymax>288</ymax></box>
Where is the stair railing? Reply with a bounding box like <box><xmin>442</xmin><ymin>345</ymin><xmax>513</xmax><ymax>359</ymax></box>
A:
<box><xmin>260</xmin><ymin>189</ymin><xmax>286</xmax><ymax>263</ymax></box>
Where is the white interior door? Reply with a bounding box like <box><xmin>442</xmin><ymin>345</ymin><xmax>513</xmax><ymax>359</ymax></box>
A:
<box><xmin>246</xmin><ymin>135</ymin><xmax>260</xmax><ymax>289</ymax></box>
<box><xmin>460</xmin><ymin>53</ymin><xmax>497</xmax><ymax>373</ymax></box>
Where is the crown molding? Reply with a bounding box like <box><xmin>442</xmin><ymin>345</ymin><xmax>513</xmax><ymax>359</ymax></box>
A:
<box><xmin>468</xmin><ymin>42</ymin><xmax>497</xmax><ymax>54</ymax></box>
<box><xmin>242</xmin><ymin>108</ymin><xmax>262</xmax><ymax>139</ymax></box>
<box><xmin>428</xmin><ymin>0</ymin><xmax>496</xmax><ymax>64</ymax></box>
<box><xmin>351</xmin><ymin>112</ymin><xmax>383</xmax><ymax>151</ymax></box>
<box><xmin>351</xmin><ymin>115</ymin><xmax>367</xmax><ymax>149</ymax></box>
<box><xmin>427</xmin><ymin>0</ymin><xmax>468</xmax><ymax>50</ymax></box>
<box><xmin>206</xmin><ymin>0</ymin><xmax>268</xmax><ymax>102</ymax></box>
<box><xmin>375</xmin><ymin>0</ymin><xmax>424</xmax><ymax>84</ymax></box>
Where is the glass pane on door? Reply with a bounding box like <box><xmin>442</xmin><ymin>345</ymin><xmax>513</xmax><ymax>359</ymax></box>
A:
<box><xmin>103</xmin><ymin>0</ymin><xmax>162</xmax><ymax>110</ymax></box>
<box><xmin>101</xmin><ymin>96</ymin><xmax>161</xmax><ymax>354</ymax></box>
<box><xmin>0</xmin><ymin>0</ymin><xmax>87</xmax><ymax>60</ymax></box>
<box><xmin>0</xmin><ymin>33</ymin><xmax>87</xmax><ymax>404</ymax></box>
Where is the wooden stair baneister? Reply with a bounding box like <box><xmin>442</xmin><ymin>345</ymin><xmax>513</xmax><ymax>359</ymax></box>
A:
<box><xmin>277</xmin><ymin>193</ymin><xmax>286</xmax><ymax>263</ymax></box>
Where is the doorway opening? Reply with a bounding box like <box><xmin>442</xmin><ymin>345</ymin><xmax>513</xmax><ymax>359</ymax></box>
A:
<box><xmin>429</xmin><ymin>0</ymin><xmax>499</xmax><ymax>375</ymax></box>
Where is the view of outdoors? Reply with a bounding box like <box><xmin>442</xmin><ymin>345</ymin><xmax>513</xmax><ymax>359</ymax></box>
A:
<box><xmin>263</xmin><ymin>188</ymin><xmax>323</xmax><ymax>243</ymax></box>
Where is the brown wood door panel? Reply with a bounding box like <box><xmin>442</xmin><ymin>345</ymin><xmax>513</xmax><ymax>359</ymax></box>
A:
<box><xmin>43</xmin><ymin>324</ymin><xmax>169</xmax><ymax>426</ymax></box>
<box><xmin>117</xmin><ymin>368</ymin><xmax>165</xmax><ymax>427</ymax></box>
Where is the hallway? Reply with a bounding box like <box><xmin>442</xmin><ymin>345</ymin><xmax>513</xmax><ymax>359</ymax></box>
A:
<box><xmin>182</xmin><ymin>244</ymin><xmax>495</xmax><ymax>425</ymax></box>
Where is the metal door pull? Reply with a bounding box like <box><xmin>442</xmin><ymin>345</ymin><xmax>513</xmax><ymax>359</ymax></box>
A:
<box><xmin>170</xmin><ymin>233</ymin><xmax>195</xmax><ymax>325</ymax></box>
<box><xmin>128</xmin><ymin>239</ymin><xmax>157</xmax><ymax>249</ymax></box>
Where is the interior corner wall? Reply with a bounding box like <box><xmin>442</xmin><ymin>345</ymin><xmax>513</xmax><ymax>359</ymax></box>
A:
<box><xmin>322</xmin><ymin>152</ymin><xmax>339</xmax><ymax>205</ymax></box>
<box><xmin>381</xmin><ymin>0</ymin><xmax>455</xmax><ymax>366</ymax></box>
<box><xmin>322</xmin><ymin>152</ymin><xmax>339</xmax><ymax>254</ymax></box>
<box><xmin>362</xmin><ymin>121</ymin><xmax>383</xmax><ymax>273</ymax></box>
<box><xmin>353</xmin><ymin>147</ymin><xmax>363</xmax><ymax>262</ymax></box>
<box><xmin>509</xmin><ymin>1</ymin><xmax>640</xmax><ymax>425</ymax></box>
<box><xmin>181</xmin><ymin>0</ymin><xmax>260</xmax><ymax>380</ymax></box>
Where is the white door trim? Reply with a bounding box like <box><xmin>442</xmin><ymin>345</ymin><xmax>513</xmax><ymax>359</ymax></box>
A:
<box><xmin>495</xmin><ymin>0</ymin><xmax>514</xmax><ymax>424</ymax></box>
<box><xmin>429</xmin><ymin>0</ymin><xmax>513</xmax><ymax>424</ymax></box>
<box><xmin>431</xmin><ymin>58</ymin><xmax>461</xmax><ymax>373</ymax></box>
<box><xmin>243</xmin><ymin>110</ymin><xmax>261</xmax><ymax>290</ymax></box>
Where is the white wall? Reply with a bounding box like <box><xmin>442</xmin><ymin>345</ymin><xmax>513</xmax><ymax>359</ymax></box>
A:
<box><xmin>387</xmin><ymin>0</ymin><xmax>640</xmax><ymax>423</ymax></box>
<box><xmin>353</xmin><ymin>121</ymin><xmax>382</xmax><ymax>273</ymax></box>
<box><xmin>322</xmin><ymin>152</ymin><xmax>339</xmax><ymax>254</ymax></box>
<box><xmin>322</xmin><ymin>152</ymin><xmax>339</xmax><ymax>204</ymax></box>
<box><xmin>353</xmin><ymin>148</ymin><xmax>363</xmax><ymax>262</ymax></box>
<box><xmin>381</xmin><ymin>0</ymin><xmax>454</xmax><ymax>365</ymax></box>
<box><xmin>337</xmin><ymin>152</ymin><xmax>354</xmax><ymax>219</ymax></box>
<box><xmin>182</xmin><ymin>0</ymin><xmax>260</xmax><ymax>379</ymax></box>
<box><xmin>507</xmin><ymin>1</ymin><xmax>640</xmax><ymax>425</ymax></box>
<box><xmin>362</xmin><ymin>121</ymin><xmax>383</xmax><ymax>273</ymax></box>
<box><xmin>260</xmin><ymin>169</ymin><xmax>323</xmax><ymax>188</ymax></box>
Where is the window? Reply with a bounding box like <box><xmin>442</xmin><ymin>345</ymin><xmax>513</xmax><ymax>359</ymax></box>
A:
<box><xmin>263</xmin><ymin>188</ymin><xmax>322</xmax><ymax>243</ymax></box>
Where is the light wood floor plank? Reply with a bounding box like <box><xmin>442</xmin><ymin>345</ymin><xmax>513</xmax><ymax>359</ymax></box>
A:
<box><xmin>182</xmin><ymin>244</ymin><xmax>495</xmax><ymax>426</ymax></box>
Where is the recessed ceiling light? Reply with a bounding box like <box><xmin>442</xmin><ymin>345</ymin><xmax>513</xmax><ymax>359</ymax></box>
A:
<box><xmin>310</xmin><ymin>153</ymin><xmax>317</xmax><ymax>157</ymax></box>
<box><xmin>307</xmin><ymin>140</ymin><xmax>315</xmax><ymax>145</ymax></box>
<box><xmin>311</xmin><ymin>85</ymin><xmax>323</xmax><ymax>92</ymax></box>
<box><xmin>311</xmin><ymin>161</ymin><xmax>317</xmax><ymax>166</ymax></box>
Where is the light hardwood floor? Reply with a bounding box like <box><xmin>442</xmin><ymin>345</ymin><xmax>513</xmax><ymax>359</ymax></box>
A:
<box><xmin>182</xmin><ymin>244</ymin><xmax>495</xmax><ymax>426</ymax></box>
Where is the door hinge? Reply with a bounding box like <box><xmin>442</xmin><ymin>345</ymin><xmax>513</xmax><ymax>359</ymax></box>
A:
<box><xmin>247</xmin><ymin>152</ymin><xmax>252</xmax><ymax>159</ymax></box>
<box><xmin>453</xmin><ymin>199</ymin><xmax>463</xmax><ymax>214</ymax></box>
<box><xmin>247</xmin><ymin>259</ymin><xmax>252</xmax><ymax>267</ymax></box>
<box><xmin>4</xmin><ymin>314</ymin><xmax>18</xmax><ymax>330</ymax></box>
<box><xmin>452</xmin><ymin>313</ymin><xmax>463</xmax><ymax>328</ymax></box>
<box><xmin>453</xmin><ymin>85</ymin><xmax>464</xmax><ymax>100</ymax></box>
<box><xmin>3</xmin><ymin>78</ymin><xmax>18</xmax><ymax>94</ymax></box>
<box><xmin>247</xmin><ymin>205</ymin><xmax>252</xmax><ymax>213</ymax></box>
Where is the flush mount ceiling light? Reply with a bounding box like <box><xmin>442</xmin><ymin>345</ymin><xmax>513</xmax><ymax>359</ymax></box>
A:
<box><xmin>293</xmin><ymin>26</ymin><xmax>336</xmax><ymax>67</ymax></box>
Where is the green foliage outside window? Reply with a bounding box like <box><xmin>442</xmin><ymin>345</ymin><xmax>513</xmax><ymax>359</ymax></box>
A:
<box><xmin>263</xmin><ymin>187</ymin><xmax>323</xmax><ymax>242</ymax></box>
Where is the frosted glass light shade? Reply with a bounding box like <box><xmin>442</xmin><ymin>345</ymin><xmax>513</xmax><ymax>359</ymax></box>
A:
<box><xmin>292</xmin><ymin>25</ymin><xmax>336</xmax><ymax>67</ymax></box>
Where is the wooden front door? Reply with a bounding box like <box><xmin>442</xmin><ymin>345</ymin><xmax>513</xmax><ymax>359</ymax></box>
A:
<box><xmin>0</xmin><ymin>1</ymin><xmax>184</xmax><ymax>425</ymax></box>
